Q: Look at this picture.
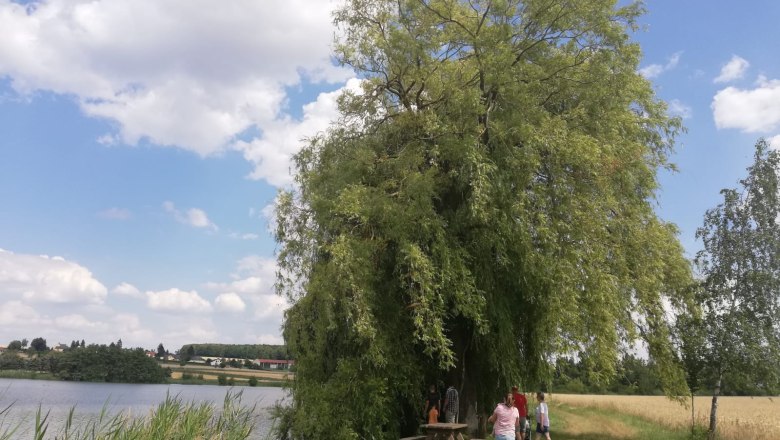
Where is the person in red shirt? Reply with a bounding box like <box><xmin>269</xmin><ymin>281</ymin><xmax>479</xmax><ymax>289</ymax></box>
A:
<box><xmin>512</xmin><ymin>386</ymin><xmax>528</xmax><ymax>440</ymax></box>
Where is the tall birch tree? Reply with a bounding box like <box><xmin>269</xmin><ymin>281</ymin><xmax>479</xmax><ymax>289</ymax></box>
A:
<box><xmin>695</xmin><ymin>139</ymin><xmax>780</xmax><ymax>439</ymax></box>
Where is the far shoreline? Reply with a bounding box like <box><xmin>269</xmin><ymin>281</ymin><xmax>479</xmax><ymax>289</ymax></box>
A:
<box><xmin>0</xmin><ymin>369</ymin><xmax>289</xmax><ymax>388</ymax></box>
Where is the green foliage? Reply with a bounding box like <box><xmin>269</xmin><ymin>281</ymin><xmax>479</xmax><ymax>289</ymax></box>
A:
<box><xmin>0</xmin><ymin>345</ymin><xmax>166</xmax><ymax>384</ymax></box>
<box><xmin>275</xmin><ymin>0</ymin><xmax>693</xmax><ymax>438</ymax></box>
<box><xmin>674</xmin><ymin>306</ymin><xmax>707</xmax><ymax>395</ymax></box>
<box><xmin>553</xmin><ymin>355</ymin><xmax>663</xmax><ymax>395</ymax></box>
<box><xmin>694</xmin><ymin>139</ymin><xmax>780</xmax><ymax>435</ymax></box>
<box><xmin>695</xmin><ymin>139</ymin><xmax>780</xmax><ymax>391</ymax></box>
<box><xmin>179</xmin><ymin>343</ymin><xmax>289</xmax><ymax>360</ymax></box>
<box><xmin>6</xmin><ymin>341</ymin><xmax>22</xmax><ymax>351</ymax></box>
<box><xmin>0</xmin><ymin>352</ymin><xmax>25</xmax><ymax>370</ymax></box>
<box><xmin>248</xmin><ymin>377</ymin><xmax>258</xmax><ymax>387</ymax></box>
<box><xmin>218</xmin><ymin>374</ymin><xmax>228</xmax><ymax>386</ymax></box>
<box><xmin>55</xmin><ymin>345</ymin><xmax>167</xmax><ymax>383</ymax></box>
<box><xmin>30</xmin><ymin>337</ymin><xmax>47</xmax><ymax>353</ymax></box>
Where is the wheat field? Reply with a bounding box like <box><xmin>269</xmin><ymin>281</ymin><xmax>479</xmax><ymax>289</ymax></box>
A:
<box><xmin>552</xmin><ymin>394</ymin><xmax>780</xmax><ymax>440</ymax></box>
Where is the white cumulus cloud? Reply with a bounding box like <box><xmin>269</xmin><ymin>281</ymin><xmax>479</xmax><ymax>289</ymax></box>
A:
<box><xmin>712</xmin><ymin>77</ymin><xmax>780</xmax><ymax>133</ymax></box>
<box><xmin>164</xmin><ymin>324</ymin><xmax>219</xmax><ymax>347</ymax></box>
<box><xmin>228</xmin><ymin>232</ymin><xmax>259</xmax><ymax>240</ymax></box>
<box><xmin>768</xmin><ymin>135</ymin><xmax>780</xmax><ymax>150</ymax></box>
<box><xmin>249</xmin><ymin>333</ymin><xmax>285</xmax><ymax>345</ymax></box>
<box><xmin>251</xmin><ymin>293</ymin><xmax>289</xmax><ymax>320</ymax></box>
<box><xmin>0</xmin><ymin>300</ymin><xmax>44</xmax><ymax>325</ymax></box>
<box><xmin>186</xmin><ymin>208</ymin><xmax>214</xmax><ymax>229</ymax></box>
<box><xmin>639</xmin><ymin>51</ymin><xmax>681</xmax><ymax>79</ymax></box>
<box><xmin>235</xmin><ymin>255</ymin><xmax>278</xmax><ymax>279</ymax></box>
<box><xmin>714</xmin><ymin>55</ymin><xmax>750</xmax><ymax>83</ymax></box>
<box><xmin>0</xmin><ymin>0</ymin><xmax>352</xmax><ymax>186</ymax></box>
<box><xmin>162</xmin><ymin>201</ymin><xmax>218</xmax><ymax>231</ymax></box>
<box><xmin>669</xmin><ymin>99</ymin><xmax>693</xmax><ymax>119</ymax></box>
<box><xmin>206</xmin><ymin>255</ymin><xmax>277</xmax><ymax>295</ymax></box>
<box><xmin>112</xmin><ymin>282</ymin><xmax>143</xmax><ymax>298</ymax></box>
<box><xmin>54</xmin><ymin>314</ymin><xmax>104</xmax><ymax>331</ymax></box>
<box><xmin>0</xmin><ymin>249</ymin><xmax>107</xmax><ymax>304</ymax></box>
<box><xmin>112</xmin><ymin>313</ymin><xmax>155</xmax><ymax>342</ymax></box>
<box><xmin>146</xmin><ymin>288</ymin><xmax>212</xmax><ymax>313</ymax></box>
<box><xmin>205</xmin><ymin>255</ymin><xmax>289</xmax><ymax>325</ymax></box>
<box><xmin>234</xmin><ymin>78</ymin><xmax>363</xmax><ymax>187</ymax></box>
<box><xmin>669</xmin><ymin>99</ymin><xmax>692</xmax><ymax>119</ymax></box>
<box><xmin>215</xmin><ymin>292</ymin><xmax>246</xmax><ymax>313</ymax></box>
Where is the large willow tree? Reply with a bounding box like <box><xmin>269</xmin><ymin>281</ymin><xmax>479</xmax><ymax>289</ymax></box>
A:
<box><xmin>274</xmin><ymin>1</ymin><xmax>692</xmax><ymax>438</ymax></box>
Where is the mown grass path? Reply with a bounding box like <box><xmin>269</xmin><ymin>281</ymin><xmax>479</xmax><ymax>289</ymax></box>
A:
<box><xmin>551</xmin><ymin>403</ymin><xmax>691</xmax><ymax>440</ymax></box>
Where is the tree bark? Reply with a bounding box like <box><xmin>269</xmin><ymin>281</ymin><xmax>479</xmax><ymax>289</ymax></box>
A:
<box><xmin>691</xmin><ymin>392</ymin><xmax>695</xmax><ymax>437</ymax></box>
<box><xmin>708</xmin><ymin>374</ymin><xmax>722</xmax><ymax>440</ymax></box>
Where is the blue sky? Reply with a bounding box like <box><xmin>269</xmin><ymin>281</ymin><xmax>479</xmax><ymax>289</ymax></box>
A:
<box><xmin>1</xmin><ymin>0</ymin><xmax>779</xmax><ymax>351</ymax></box>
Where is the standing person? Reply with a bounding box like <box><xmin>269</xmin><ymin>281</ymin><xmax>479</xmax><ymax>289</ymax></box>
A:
<box><xmin>423</xmin><ymin>384</ymin><xmax>440</xmax><ymax>423</ymax></box>
<box><xmin>427</xmin><ymin>401</ymin><xmax>439</xmax><ymax>424</ymax></box>
<box><xmin>534</xmin><ymin>392</ymin><xmax>551</xmax><ymax>440</ymax></box>
<box><xmin>512</xmin><ymin>386</ymin><xmax>528</xmax><ymax>440</ymax></box>
<box><xmin>443</xmin><ymin>384</ymin><xmax>459</xmax><ymax>423</ymax></box>
<box><xmin>488</xmin><ymin>392</ymin><xmax>519</xmax><ymax>440</ymax></box>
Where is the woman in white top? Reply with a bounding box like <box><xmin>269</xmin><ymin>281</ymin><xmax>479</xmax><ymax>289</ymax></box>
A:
<box><xmin>534</xmin><ymin>392</ymin><xmax>551</xmax><ymax>440</ymax></box>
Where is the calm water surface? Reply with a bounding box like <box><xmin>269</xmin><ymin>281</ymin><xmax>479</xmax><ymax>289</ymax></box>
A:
<box><xmin>0</xmin><ymin>378</ymin><xmax>285</xmax><ymax>439</ymax></box>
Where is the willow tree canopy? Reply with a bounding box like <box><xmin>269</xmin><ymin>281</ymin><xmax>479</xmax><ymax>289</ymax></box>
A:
<box><xmin>274</xmin><ymin>1</ymin><xmax>692</xmax><ymax>438</ymax></box>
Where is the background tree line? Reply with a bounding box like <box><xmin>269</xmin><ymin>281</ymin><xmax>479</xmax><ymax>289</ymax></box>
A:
<box><xmin>552</xmin><ymin>353</ymin><xmax>778</xmax><ymax>397</ymax></box>
<box><xmin>1</xmin><ymin>340</ymin><xmax>168</xmax><ymax>384</ymax></box>
<box><xmin>179</xmin><ymin>343</ymin><xmax>289</xmax><ymax>360</ymax></box>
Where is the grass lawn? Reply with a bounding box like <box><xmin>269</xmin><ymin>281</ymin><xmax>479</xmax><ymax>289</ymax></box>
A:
<box><xmin>479</xmin><ymin>403</ymin><xmax>698</xmax><ymax>440</ymax></box>
<box><xmin>550</xmin><ymin>402</ymin><xmax>695</xmax><ymax>440</ymax></box>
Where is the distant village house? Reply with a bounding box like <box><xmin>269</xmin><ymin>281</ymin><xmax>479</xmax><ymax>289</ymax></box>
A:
<box><xmin>254</xmin><ymin>359</ymin><xmax>295</xmax><ymax>370</ymax></box>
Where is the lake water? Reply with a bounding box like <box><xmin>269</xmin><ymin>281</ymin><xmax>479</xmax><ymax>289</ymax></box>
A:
<box><xmin>0</xmin><ymin>378</ymin><xmax>286</xmax><ymax>439</ymax></box>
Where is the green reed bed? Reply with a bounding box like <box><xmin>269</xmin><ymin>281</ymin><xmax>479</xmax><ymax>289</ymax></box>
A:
<box><xmin>0</xmin><ymin>391</ymin><xmax>256</xmax><ymax>440</ymax></box>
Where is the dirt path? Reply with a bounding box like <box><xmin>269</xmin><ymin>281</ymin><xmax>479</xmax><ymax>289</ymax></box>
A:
<box><xmin>552</xmin><ymin>404</ymin><xmax>637</xmax><ymax>440</ymax></box>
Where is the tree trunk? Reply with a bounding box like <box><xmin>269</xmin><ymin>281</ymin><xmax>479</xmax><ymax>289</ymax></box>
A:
<box><xmin>708</xmin><ymin>374</ymin><xmax>722</xmax><ymax>440</ymax></box>
<box><xmin>445</xmin><ymin>320</ymin><xmax>485</xmax><ymax>436</ymax></box>
<box><xmin>691</xmin><ymin>392</ymin><xmax>695</xmax><ymax>437</ymax></box>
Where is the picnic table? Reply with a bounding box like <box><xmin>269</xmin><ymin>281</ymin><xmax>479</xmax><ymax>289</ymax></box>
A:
<box><xmin>419</xmin><ymin>423</ymin><xmax>468</xmax><ymax>440</ymax></box>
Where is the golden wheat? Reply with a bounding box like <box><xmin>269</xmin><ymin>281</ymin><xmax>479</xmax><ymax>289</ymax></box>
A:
<box><xmin>552</xmin><ymin>394</ymin><xmax>780</xmax><ymax>440</ymax></box>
